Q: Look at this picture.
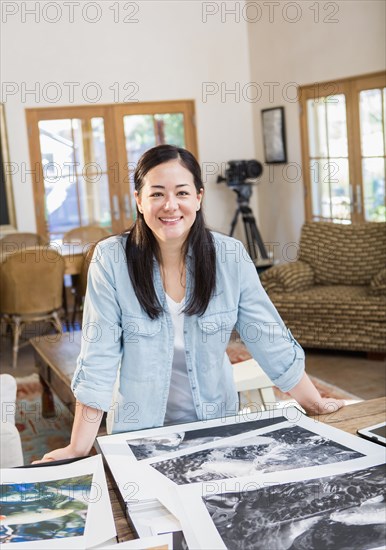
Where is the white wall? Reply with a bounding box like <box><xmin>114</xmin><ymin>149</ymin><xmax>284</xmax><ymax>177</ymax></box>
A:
<box><xmin>247</xmin><ymin>0</ymin><xmax>386</xmax><ymax>261</ymax></box>
<box><xmin>1</xmin><ymin>0</ymin><xmax>256</xmax><ymax>237</ymax></box>
<box><xmin>3</xmin><ymin>0</ymin><xmax>385</xmax><ymax>251</ymax></box>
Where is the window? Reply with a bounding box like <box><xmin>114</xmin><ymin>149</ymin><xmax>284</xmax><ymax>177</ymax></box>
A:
<box><xmin>299</xmin><ymin>72</ymin><xmax>385</xmax><ymax>223</ymax></box>
<box><xmin>26</xmin><ymin>101</ymin><xmax>197</xmax><ymax>240</ymax></box>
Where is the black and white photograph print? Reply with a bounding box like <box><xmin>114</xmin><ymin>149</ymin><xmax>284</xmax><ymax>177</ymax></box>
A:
<box><xmin>126</xmin><ymin>416</ymin><xmax>286</xmax><ymax>460</ymax></box>
<box><xmin>150</xmin><ymin>425</ymin><xmax>364</xmax><ymax>485</ymax></box>
<box><xmin>203</xmin><ymin>464</ymin><xmax>386</xmax><ymax>550</ymax></box>
<box><xmin>0</xmin><ymin>474</ymin><xmax>93</xmax><ymax>545</ymax></box>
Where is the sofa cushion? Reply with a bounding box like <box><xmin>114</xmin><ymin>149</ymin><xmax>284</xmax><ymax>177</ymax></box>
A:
<box><xmin>260</xmin><ymin>260</ymin><xmax>314</xmax><ymax>293</ymax></box>
<box><xmin>299</xmin><ymin>222</ymin><xmax>386</xmax><ymax>286</ymax></box>
<box><xmin>269</xmin><ymin>285</ymin><xmax>386</xmax><ymax>323</ymax></box>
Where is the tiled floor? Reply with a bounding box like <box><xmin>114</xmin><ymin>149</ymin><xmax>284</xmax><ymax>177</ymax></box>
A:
<box><xmin>1</xmin><ymin>324</ymin><xmax>385</xmax><ymax>400</ymax></box>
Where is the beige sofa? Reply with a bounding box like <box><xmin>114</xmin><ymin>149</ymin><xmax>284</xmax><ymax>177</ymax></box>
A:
<box><xmin>260</xmin><ymin>222</ymin><xmax>386</xmax><ymax>353</ymax></box>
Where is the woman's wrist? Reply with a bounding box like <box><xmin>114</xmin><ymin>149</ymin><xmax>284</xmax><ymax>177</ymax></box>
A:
<box><xmin>287</xmin><ymin>373</ymin><xmax>344</xmax><ymax>415</ymax></box>
<box><xmin>68</xmin><ymin>440</ymin><xmax>93</xmax><ymax>457</ymax></box>
<box><xmin>288</xmin><ymin>373</ymin><xmax>322</xmax><ymax>408</ymax></box>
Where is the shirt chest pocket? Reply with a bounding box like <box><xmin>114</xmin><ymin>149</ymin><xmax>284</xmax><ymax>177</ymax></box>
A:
<box><xmin>120</xmin><ymin>314</ymin><xmax>163</xmax><ymax>382</ymax></box>
<box><xmin>121</xmin><ymin>313</ymin><xmax>162</xmax><ymax>343</ymax></box>
<box><xmin>198</xmin><ymin>309</ymin><xmax>237</xmax><ymax>343</ymax></box>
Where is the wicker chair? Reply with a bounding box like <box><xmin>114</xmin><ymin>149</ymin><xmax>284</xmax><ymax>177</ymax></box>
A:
<box><xmin>0</xmin><ymin>232</ymin><xmax>48</xmax><ymax>258</ymax></box>
<box><xmin>0</xmin><ymin>247</ymin><xmax>65</xmax><ymax>368</ymax></box>
<box><xmin>63</xmin><ymin>225</ymin><xmax>110</xmax><ymax>246</ymax></box>
<box><xmin>260</xmin><ymin>222</ymin><xmax>386</xmax><ymax>353</ymax></box>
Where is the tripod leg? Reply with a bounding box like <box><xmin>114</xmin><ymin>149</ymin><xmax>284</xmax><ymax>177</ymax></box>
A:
<box><xmin>240</xmin><ymin>207</ymin><xmax>270</xmax><ymax>261</ymax></box>
<box><xmin>244</xmin><ymin>217</ymin><xmax>258</xmax><ymax>262</ymax></box>
<box><xmin>249</xmin><ymin>215</ymin><xmax>269</xmax><ymax>260</ymax></box>
<box><xmin>229</xmin><ymin>208</ymin><xmax>240</xmax><ymax>237</ymax></box>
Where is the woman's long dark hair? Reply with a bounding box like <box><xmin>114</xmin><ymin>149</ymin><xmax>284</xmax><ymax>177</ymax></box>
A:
<box><xmin>125</xmin><ymin>144</ymin><xmax>216</xmax><ymax>319</ymax></box>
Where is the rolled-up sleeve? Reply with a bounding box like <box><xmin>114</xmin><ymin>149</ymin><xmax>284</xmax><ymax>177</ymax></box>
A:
<box><xmin>236</xmin><ymin>247</ymin><xmax>305</xmax><ymax>392</ymax></box>
<box><xmin>71</xmin><ymin>242</ymin><xmax>123</xmax><ymax>411</ymax></box>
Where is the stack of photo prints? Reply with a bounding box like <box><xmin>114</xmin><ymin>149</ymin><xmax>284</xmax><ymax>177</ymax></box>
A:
<box><xmin>97</xmin><ymin>406</ymin><xmax>386</xmax><ymax>550</ymax></box>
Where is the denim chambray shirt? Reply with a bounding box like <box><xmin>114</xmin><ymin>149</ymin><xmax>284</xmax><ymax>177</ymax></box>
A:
<box><xmin>71</xmin><ymin>232</ymin><xmax>305</xmax><ymax>433</ymax></box>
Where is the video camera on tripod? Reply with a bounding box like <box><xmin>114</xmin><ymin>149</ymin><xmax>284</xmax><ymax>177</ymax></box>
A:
<box><xmin>217</xmin><ymin>160</ymin><xmax>273</xmax><ymax>271</ymax></box>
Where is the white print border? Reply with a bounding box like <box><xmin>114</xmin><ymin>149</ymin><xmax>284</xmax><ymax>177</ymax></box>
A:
<box><xmin>126</xmin><ymin>499</ymin><xmax>181</xmax><ymax>538</ymax></box>
<box><xmin>98</xmin><ymin>533</ymin><xmax>173</xmax><ymax>549</ymax></box>
<box><xmin>0</xmin><ymin>455</ymin><xmax>116</xmax><ymax>549</ymax></box>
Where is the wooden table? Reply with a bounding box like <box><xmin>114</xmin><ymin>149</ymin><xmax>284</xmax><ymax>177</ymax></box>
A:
<box><xmin>60</xmin><ymin>243</ymin><xmax>85</xmax><ymax>276</ymax></box>
<box><xmin>311</xmin><ymin>396</ymin><xmax>386</xmax><ymax>435</ymax></box>
<box><xmin>30</xmin><ymin>331</ymin><xmax>81</xmax><ymax>416</ymax></box>
<box><xmin>28</xmin><ymin>333</ymin><xmax>386</xmax><ymax>541</ymax></box>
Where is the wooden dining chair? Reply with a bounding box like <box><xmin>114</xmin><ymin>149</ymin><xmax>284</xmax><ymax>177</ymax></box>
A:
<box><xmin>0</xmin><ymin>232</ymin><xmax>48</xmax><ymax>258</ymax></box>
<box><xmin>62</xmin><ymin>225</ymin><xmax>110</xmax><ymax>326</ymax></box>
<box><xmin>62</xmin><ymin>225</ymin><xmax>110</xmax><ymax>246</ymax></box>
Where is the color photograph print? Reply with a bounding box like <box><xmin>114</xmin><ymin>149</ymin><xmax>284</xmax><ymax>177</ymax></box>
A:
<box><xmin>0</xmin><ymin>474</ymin><xmax>92</xmax><ymax>545</ymax></box>
<box><xmin>0</xmin><ymin>455</ymin><xmax>116</xmax><ymax>549</ymax></box>
<box><xmin>150</xmin><ymin>423</ymin><xmax>364</xmax><ymax>485</ymax></box>
<box><xmin>204</xmin><ymin>463</ymin><xmax>386</xmax><ymax>550</ymax></box>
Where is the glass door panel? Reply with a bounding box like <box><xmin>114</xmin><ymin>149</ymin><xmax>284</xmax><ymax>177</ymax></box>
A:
<box><xmin>123</xmin><ymin>114</ymin><xmax>157</xmax><ymax>166</ymax></box>
<box><xmin>331</xmin><ymin>159</ymin><xmax>350</xmax><ymax>221</ymax></box>
<box><xmin>123</xmin><ymin>112</ymin><xmax>185</xmax><ymax>164</ymax></box>
<box><xmin>154</xmin><ymin>113</ymin><xmax>185</xmax><ymax>147</ymax></box>
<box><xmin>38</xmin><ymin>117</ymin><xmax>112</xmax><ymax>241</ymax></box>
<box><xmin>306</xmin><ymin>94</ymin><xmax>351</xmax><ymax>222</ymax></box>
<box><xmin>122</xmin><ymin>111</ymin><xmax>187</xmax><ymax>219</ymax></box>
<box><xmin>359</xmin><ymin>88</ymin><xmax>386</xmax><ymax>222</ymax></box>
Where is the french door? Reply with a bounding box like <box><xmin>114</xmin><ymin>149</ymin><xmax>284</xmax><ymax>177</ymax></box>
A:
<box><xmin>300</xmin><ymin>72</ymin><xmax>386</xmax><ymax>223</ymax></box>
<box><xmin>26</xmin><ymin>101</ymin><xmax>198</xmax><ymax>241</ymax></box>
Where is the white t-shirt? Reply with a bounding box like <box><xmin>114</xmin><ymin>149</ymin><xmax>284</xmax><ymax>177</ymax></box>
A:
<box><xmin>164</xmin><ymin>294</ymin><xmax>197</xmax><ymax>425</ymax></box>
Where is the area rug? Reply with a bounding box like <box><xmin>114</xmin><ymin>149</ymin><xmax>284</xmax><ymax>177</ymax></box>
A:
<box><xmin>15</xmin><ymin>374</ymin><xmax>74</xmax><ymax>464</ymax></box>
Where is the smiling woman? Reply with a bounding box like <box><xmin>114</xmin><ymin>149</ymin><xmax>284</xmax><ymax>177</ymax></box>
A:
<box><xmin>34</xmin><ymin>144</ymin><xmax>344</xmax><ymax>465</ymax></box>
<box><xmin>135</xmin><ymin>161</ymin><xmax>202</xmax><ymax>246</ymax></box>
<box><xmin>132</xmin><ymin>153</ymin><xmax>205</xmax><ymax>306</ymax></box>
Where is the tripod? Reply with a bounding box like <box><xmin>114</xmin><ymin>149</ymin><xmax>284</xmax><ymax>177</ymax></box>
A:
<box><xmin>229</xmin><ymin>186</ymin><xmax>272</xmax><ymax>269</ymax></box>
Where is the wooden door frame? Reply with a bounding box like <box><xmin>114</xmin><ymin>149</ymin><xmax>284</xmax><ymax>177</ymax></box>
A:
<box><xmin>349</xmin><ymin>72</ymin><xmax>386</xmax><ymax>222</ymax></box>
<box><xmin>25</xmin><ymin>105</ymin><xmax>120</xmax><ymax>238</ymax></box>
<box><xmin>299</xmin><ymin>71</ymin><xmax>386</xmax><ymax>223</ymax></box>
<box><xmin>299</xmin><ymin>79</ymin><xmax>350</xmax><ymax>222</ymax></box>
<box><xmin>112</xmin><ymin>99</ymin><xmax>198</xmax><ymax>228</ymax></box>
<box><xmin>25</xmin><ymin>100</ymin><xmax>198</xmax><ymax>240</ymax></box>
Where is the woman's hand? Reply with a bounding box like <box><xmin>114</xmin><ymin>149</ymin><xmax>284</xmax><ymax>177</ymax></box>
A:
<box><xmin>289</xmin><ymin>373</ymin><xmax>345</xmax><ymax>417</ymax></box>
<box><xmin>31</xmin><ymin>402</ymin><xmax>104</xmax><ymax>465</ymax></box>
<box><xmin>31</xmin><ymin>445</ymin><xmax>86</xmax><ymax>465</ymax></box>
<box><xmin>301</xmin><ymin>397</ymin><xmax>345</xmax><ymax>416</ymax></box>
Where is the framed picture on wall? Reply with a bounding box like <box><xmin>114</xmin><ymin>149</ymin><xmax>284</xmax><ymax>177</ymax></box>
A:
<box><xmin>261</xmin><ymin>106</ymin><xmax>287</xmax><ymax>164</ymax></box>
